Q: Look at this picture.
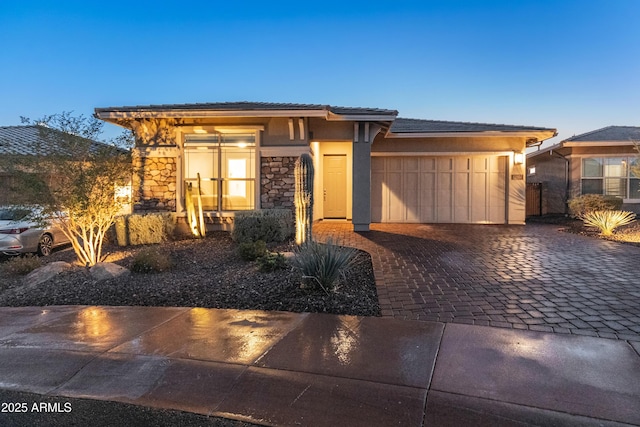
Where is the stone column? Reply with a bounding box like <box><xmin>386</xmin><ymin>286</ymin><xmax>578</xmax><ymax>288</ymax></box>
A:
<box><xmin>132</xmin><ymin>148</ymin><xmax>178</xmax><ymax>212</ymax></box>
<box><xmin>260</xmin><ymin>156</ymin><xmax>296</xmax><ymax>209</ymax></box>
<box><xmin>127</xmin><ymin>119</ymin><xmax>180</xmax><ymax>213</ymax></box>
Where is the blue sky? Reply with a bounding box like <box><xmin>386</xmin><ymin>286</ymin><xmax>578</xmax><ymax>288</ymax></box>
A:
<box><xmin>1</xmin><ymin>0</ymin><xmax>638</xmax><ymax>147</ymax></box>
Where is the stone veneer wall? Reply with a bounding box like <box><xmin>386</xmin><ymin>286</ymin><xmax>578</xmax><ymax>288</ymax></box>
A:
<box><xmin>260</xmin><ymin>156</ymin><xmax>296</xmax><ymax>209</ymax></box>
<box><xmin>132</xmin><ymin>156</ymin><xmax>177</xmax><ymax>212</ymax></box>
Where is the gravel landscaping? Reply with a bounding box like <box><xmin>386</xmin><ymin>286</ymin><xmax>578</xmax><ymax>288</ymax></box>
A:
<box><xmin>0</xmin><ymin>232</ymin><xmax>380</xmax><ymax>317</ymax></box>
<box><xmin>527</xmin><ymin>214</ymin><xmax>640</xmax><ymax>245</ymax></box>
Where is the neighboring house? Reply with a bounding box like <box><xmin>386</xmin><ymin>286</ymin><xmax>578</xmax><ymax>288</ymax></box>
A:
<box><xmin>0</xmin><ymin>125</ymin><xmax>70</xmax><ymax>205</ymax></box>
<box><xmin>94</xmin><ymin>102</ymin><xmax>556</xmax><ymax>231</ymax></box>
<box><xmin>0</xmin><ymin>125</ymin><xmax>131</xmax><ymax>211</ymax></box>
<box><xmin>527</xmin><ymin>126</ymin><xmax>640</xmax><ymax>215</ymax></box>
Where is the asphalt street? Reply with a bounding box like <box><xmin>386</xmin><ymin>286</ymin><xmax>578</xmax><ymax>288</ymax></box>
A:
<box><xmin>0</xmin><ymin>389</ymin><xmax>258</xmax><ymax>427</ymax></box>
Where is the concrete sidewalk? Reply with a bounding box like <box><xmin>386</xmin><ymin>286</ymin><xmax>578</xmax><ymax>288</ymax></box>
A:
<box><xmin>0</xmin><ymin>306</ymin><xmax>638</xmax><ymax>426</ymax></box>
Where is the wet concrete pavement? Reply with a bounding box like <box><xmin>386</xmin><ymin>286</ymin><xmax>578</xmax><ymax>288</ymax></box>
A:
<box><xmin>0</xmin><ymin>305</ymin><xmax>639</xmax><ymax>426</ymax></box>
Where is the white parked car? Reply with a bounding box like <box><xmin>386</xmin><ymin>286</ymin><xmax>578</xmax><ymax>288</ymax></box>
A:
<box><xmin>0</xmin><ymin>207</ymin><xmax>70</xmax><ymax>256</ymax></box>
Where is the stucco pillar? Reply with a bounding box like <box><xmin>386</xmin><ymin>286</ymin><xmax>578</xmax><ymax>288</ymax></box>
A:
<box><xmin>508</xmin><ymin>153</ymin><xmax>526</xmax><ymax>224</ymax></box>
<box><xmin>352</xmin><ymin>122</ymin><xmax>373</xmax><ymax>231</ymax></box>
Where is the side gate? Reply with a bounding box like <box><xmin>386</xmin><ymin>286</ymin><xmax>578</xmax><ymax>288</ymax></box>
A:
<box><xmin>526</xmin><ymin>182</ymin><xmax>542</xmax><ymax>217</ymax></box>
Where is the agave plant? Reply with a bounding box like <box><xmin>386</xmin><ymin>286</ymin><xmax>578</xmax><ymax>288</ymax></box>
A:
<box><xmin>581</xmin><ymin>210</ymin><xmax>636</xmax><ymax>236</ymax></box>
<box><xmin>292</xmin><ymin>238</ymin><xmax>357</xmax><ymax>294</ymax></box>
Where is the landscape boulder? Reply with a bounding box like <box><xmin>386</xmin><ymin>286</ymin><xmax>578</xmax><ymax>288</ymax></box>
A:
<box><xmin>23</xmin><ymin>261</ymin><xmax>72</xmax><ymax>287</ymax></box>
<box><xmin>90</xmin><ymin>262</ymin><xmax>130</xmax><ymax>281</ymax></box>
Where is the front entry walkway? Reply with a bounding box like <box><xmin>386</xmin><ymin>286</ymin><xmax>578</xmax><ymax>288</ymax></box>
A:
<box><xmin>314</xmin><ymin>222</ymin><xmax>640</xmax><ymax>341</ymax></box>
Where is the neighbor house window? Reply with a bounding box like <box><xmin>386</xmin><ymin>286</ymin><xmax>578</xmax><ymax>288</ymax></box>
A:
<box><xmin>184</xmin><ymin>133</ymin><xmax>256</xmax><ymax>211</ymax></box>
<box><xmin>581</xmin><ymin>157</ymin><xmax>640</xmax><ymax>200</ymax></box>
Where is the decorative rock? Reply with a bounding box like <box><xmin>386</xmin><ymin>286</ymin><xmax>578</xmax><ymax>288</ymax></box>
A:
<box><xmin>23</xmin><ymin>262</ymin><xmax>72</xmax><ymax>287</ymax></box>
<box><xmin>90</xmin><ymin>262</ymin><xmax>131</xmax><ymax>281</ymax></box>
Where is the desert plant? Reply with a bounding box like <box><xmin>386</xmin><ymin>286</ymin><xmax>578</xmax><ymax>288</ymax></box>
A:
<box><xmin>185</xmin><ymin>180</ymin><xmax>203</xmax><ymax>238</ymax></box>
<box><xmin>114</xmin><ymin>216</ymin><xmax>128</xmax><ymax>246</ymax></box>
<box><xmin>257</xmin><ymin>252</ymin><xmax>288</xmax><ymax>272</ymax></box>
<box><xmin>130</xmin><ymin>247</ymin><xmax>174</xmax><ymax>273</ymax></box>
<box><xmin>238</xmin><ymin>240</ymin><xmax>267</xmax><ymax>261</ymax></box>
<box><xmin>232</xmin><ymin>209</ymin><xmax>294</xmax><ymax>243</ymax></box>
<box><xmin>1</xmin><ymin>254</ymin><xmax>42</xmax><ymax>275</ymax></box>
<box><xmin>292</xmin><ymin>239</ymin><xmax>357</xmax><ymax>293</ymax></box>
<box><xmin>581</xmin><ymin>210</ymin><xmax>636</xmax><ymax>236</ymax></box>
<box><xmin>114</xmin><ymin>213</ymin><xmax>176</xmax><ymax>246</ymax></box>
<box><xmin>568</xmin><ymin>194</ymin><xmax>623</xmax><ymax>218</ymax></box>
<box><xmin>0</xmin><ymin>112</ymin><xmax>133</xmax><ymax>266</ymax></box>
<box><xmin>294</xmin><ymin>153</ymin><xmax>314</xmax><ymax>245</ymax></box>
<box><xmin>195</xmin><ymin>173</ymin><xmax>206</xmax><ymax>237</ymax></box>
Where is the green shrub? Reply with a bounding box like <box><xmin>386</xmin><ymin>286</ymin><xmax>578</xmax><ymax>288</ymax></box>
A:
<box><xmin>257</xmin><ymin>252</ymin><xmax>288</xmax><ymax>272</ymax></box>
<box><xmin>231</xmin><ymin>209</ymin><xmax>294</xmax><ymax>243</ymax></box>
<box><xmin>581</xmin><ymin>210</ymin><xmax>636</xmax><ymax>236</ymax></box>
<box><xmin>568</xmin><ymin>194</ymin><xmax>623</xmax><ymax>218</ymax></box>
<box><xmin>292</xmin><ymin>239</ymin><xmax>357</xmax><ymax>293</ymax></box>
<box><xmin>238</xmin><ymin>240</ymin><xmax>267</xmax><ymax>261</ymax></box>
<box><xmin>114</xmin><ymin>213</ymin><xmax>176</xmax><ymax>246</ymax></box>
<box><xmin>1</xmin><ymin>254</ymin><xmax>42</xmax><ymax>275</ymax></box>
<box><xmin>114</xmin><ymin>216</ymin><xmax>127</xmax><ymax>246</ymax></box>
<box><xmin>130</xmin><ymin>247</ymin><xmax>174</xmax><ymax>273</ymax></box>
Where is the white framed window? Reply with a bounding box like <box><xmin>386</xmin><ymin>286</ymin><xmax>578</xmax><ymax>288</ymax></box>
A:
<box><xmin>581</xmin><ymin>156</ymin><xmax>640</xmax><ymax>201</ymax></box>
<box><xmin>184</xmin><ymin>133</ymin><xmax>256</xmax><ymax>211</ymax></box>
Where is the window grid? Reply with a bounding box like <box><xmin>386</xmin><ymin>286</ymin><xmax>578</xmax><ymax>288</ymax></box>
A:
<box><xmin>581</xmin><ymin>156</ymin><xmax>640</xmax><ymax>200</ymax></box>
<box><xmin>184</xmin><ymin>133</ymin><xmax>256</xmax><ymax>211</ymax></box>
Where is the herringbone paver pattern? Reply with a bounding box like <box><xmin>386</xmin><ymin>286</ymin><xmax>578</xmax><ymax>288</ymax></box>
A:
<box><xmin>314</xmin><ymin>222</ymin><xmax>640</xmax><ymax>341</ymax></box>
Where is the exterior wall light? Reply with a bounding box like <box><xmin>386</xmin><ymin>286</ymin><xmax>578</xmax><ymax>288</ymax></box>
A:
<box><xmin>514</xmin><ymin>152</ymin><xmax>524</xmax><ymax>165</ymax></box>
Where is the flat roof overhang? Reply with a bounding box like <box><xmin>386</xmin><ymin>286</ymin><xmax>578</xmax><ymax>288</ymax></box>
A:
<box><xmin>527</xmin><ymin>139</ymin><xmax>637</xmax><ymax>160</ymax></box>
<box><xmin>386</xmin><ymin>130</ymin><xmax>558</xmax><ymax>144</ymax></box>
<box><xmin>562</xmin><ymin>140</ymin><xmax>638</xmax><ymax>147</ymax></box>
<box><xmin>95</xmin><ymin>108</ymin><xmax>398</xmax><ymax>123</ymax></box>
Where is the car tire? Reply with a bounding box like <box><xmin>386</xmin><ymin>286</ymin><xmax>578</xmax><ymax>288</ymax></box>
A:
<box><xmin>37</xmin><ymin>234</ymin><xmax>54</xmax><ymax>257</ymax></box>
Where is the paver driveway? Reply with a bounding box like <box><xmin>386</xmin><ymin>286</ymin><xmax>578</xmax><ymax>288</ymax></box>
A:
<box><xmin>314</xmin><ymin>222</ymin><xmax>640</xmax><ymax>341</ymax></box>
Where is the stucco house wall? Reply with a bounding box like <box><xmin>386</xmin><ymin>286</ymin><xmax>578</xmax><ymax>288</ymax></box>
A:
<box><xmin>527</xmin><ymin>126</ymin><xmax>640</xmax><ymax>216</ymax></box>
<box><xmin>526</xmin><ymin>152</ymin><xmax>568</xmax><ymax>215</ymax></box>
<box><xmin>94</xmin><ymin>102</ymin><xmax>556</xmax><ymax>231</ymax></box>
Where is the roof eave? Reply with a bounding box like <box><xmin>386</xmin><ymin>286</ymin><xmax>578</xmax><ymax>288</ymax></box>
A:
<box><xmin>95</xmin><ymin>108</ymin><xmax>398</xmax><ymax>122</ymax></box>
<box><xmin>562</xmin><ymin>140</ymin><xmax>638</xmax><ymax>147</ymax></box>
<box><xmin>326</xmin><ymin>111</ymin><xmax>398</xmax><ymax>121</ymax></box>
<box><xmin>526</xmin><ymin>142</ymin><xmax>566</xmax><ymax>159</ymax></box>
<box><xmin>385</xmin><ymin>130</ymin><xmax>557</xmax><ymax>140</ymax></box>
<box><xmin>95</xmin><ymin>109</ymin><xmax>331</xmax><ymax>120</ymax></box>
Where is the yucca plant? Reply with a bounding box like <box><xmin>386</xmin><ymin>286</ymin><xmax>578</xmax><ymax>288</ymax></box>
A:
<box><xmin>292</xmin><ymin>239</ymin><xmax>357</xmax><ymax>294</ymax></box>
<box><xmin>581</xmin><ymin>210</ymin><xmax>636</xmax><ymax>236</ymax></box>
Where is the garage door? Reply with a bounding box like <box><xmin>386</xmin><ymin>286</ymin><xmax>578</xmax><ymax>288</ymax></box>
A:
<box><xmin>371</xmin><ymin>155</ymin><xmax>507</xmax><ymax>223</ymax></box>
